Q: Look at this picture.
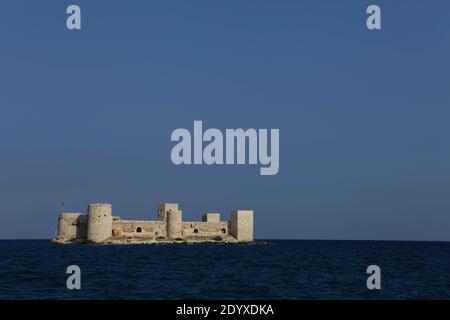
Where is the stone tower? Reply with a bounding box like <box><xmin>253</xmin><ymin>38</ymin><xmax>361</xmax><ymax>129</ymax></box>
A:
<box><xmin>86</xmin><ymin>203</ymin><xmax>113</xmax><ymax>243</ymax></box>
<box><xmin>166</xmin><ymin>208</ymin><xmax>182</xmax><ymax>239</ymax></box>
<box><xmin>229</xmin><ymin>210</ymin><xmax>254</xmax><ymax>242</ymax></box>
<box><xmin>157</xmin><ymin>203</ymin><xmax>179</xmax><ymax>221</ymax></box>
<box><xmin>57</xmin><ymin>212</ymin><xmax>84</xmax><ymax>241</ymax></box>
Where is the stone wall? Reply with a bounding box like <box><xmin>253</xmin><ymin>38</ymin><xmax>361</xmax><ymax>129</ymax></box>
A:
<box><xmin>181</xmin><ymin>221</ymin><xmax>228</xmax><ymax>238</ymax></box>
<box><xmin>112</xmin><ymin>220</ymin><xmax>166</xmax><ymax>238</ymax></box>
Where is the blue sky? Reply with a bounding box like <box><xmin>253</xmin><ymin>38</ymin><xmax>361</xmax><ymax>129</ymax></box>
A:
<box><xmin>1</xmin><ymin>1</ymin><xmax>450</xmax><ymax>240</ymax></box>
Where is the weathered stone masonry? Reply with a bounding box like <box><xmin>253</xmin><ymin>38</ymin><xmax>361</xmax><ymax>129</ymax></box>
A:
<box><xmin>53</xmin><ymin>203</ymin><xmax>254</xmax><ymax>244</ymax></box>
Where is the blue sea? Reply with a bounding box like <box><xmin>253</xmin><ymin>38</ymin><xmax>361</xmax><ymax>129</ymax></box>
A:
<box><xmin>0</xmin><ymin>240</ymin><xmax>449</xmax><ymax>299</ymax></box>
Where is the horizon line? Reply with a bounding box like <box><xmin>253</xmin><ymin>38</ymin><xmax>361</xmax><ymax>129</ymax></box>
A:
<box><xmin>0</xmin><ymin>238</ymin><xmax>449</xmax><ymax>243</ymax></box>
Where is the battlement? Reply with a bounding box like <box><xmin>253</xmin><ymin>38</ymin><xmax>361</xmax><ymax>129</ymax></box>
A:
<box><xmin>53</xmin><ymin>202</ymin><xmax>254</xmax><ymax>244</ymax></box>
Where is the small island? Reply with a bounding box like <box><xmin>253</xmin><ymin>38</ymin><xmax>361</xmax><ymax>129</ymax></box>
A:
<box><xmin>52</xmin><ymin>203</ymin><xmax>254</xmax><ymax>244</ymax></box>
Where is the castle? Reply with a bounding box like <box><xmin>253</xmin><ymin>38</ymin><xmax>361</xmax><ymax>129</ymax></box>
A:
<box><xmin>52</xmin><ymin>203</ymin><xmax>254</xmax><ymax>244</ymax></box>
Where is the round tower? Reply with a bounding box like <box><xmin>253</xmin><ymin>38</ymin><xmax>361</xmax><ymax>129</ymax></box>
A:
<box><xmin>87</xmin><ymin>203</ymin><xmax>113</xmax><ymax>243</ymax></box>
<box><xmin>166</xmin><ymin>209</ymin><xmax>182</xmax><ymax>239</ymax></box>
<box><xmin>58</xmin><ymin>213</ymin><xmax>83</xmax><ymax>241</ymax></box>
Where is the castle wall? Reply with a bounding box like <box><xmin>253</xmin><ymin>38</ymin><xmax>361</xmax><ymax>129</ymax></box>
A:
<box><xmin>87</xmin><ymin>203</ymin><xmax>113</xmax><ymax>243</ymax></box>
<box><xmin>182</xmin><ymin>221</ymin><xmax>228</xmax><ymax>238</ymax></box>
<box><xmin>112</xmin><ymin>220</ymin><xmax>166</xmax><ymax>238</ymax></box>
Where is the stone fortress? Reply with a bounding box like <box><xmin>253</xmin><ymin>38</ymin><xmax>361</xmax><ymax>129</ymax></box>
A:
<box><xmin>53</xmin><ymin>203</ymin><xmax>254</xmax><ymax>244</ymax></box>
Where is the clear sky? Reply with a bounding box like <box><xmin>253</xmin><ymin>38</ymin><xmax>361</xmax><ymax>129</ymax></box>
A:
<box><xmin>1</xmin><ymin>1</ymin><xmax>450</xmax><ymax>240</ymax></box>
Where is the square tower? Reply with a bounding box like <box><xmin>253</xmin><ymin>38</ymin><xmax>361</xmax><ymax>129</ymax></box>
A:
<box><xmin>229</xmin><ymin>210</ymin><xmax>254</xmax><ymax>242</ymax></box>
<box><xmin>202</xmin><ymin>213</ymin><xmax>221</xmax><ymax>222</ymax></box>
<box><xmin>157</xmin><ymin>203</ymin><xmax>179</xmax><ymax>221</ymax></box>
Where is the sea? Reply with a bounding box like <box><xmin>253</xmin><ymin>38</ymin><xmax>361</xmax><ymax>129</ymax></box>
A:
<box><xmin>0</xmin><ymin>240</ymin><xmax>449</xmax><ymax>300</ymax></box>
